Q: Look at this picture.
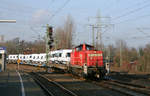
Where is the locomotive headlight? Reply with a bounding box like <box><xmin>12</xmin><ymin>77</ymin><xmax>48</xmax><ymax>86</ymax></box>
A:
<box><xmin>96</xmin><ymin>74</ymin><xmax>100</xmax><ymax>78</ymax></box>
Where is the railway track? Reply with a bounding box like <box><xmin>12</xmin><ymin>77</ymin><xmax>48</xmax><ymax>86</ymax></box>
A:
<box><xmin>29</xmin><ymin>72</ymin><xmax>78</xmax><ymax>96</ymax></box>
<box><xmin>92</xmin><ymin>79</ymin><xmax>150</xmax><ymax>96</ymax></box>
<box><xmin>30</xmin><ymin>71</ymin><xmax>150</xmax><ymax>96</ymax></box>
<box><xmin>110</xmin><ymin>79</ymin><xmax>150</xmax><ymax>89</ymax></box>
<box><xmin>15</xmin><ymin>64</ymin><xmax>150</xmax><ymax>96</ymax></box>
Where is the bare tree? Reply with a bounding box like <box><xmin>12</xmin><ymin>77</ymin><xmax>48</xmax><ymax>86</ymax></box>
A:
<box><xmin>54</xmin><ymin>15</ymin><xmax>75</xmax><ymax>49</ymax></box>
<box><xmin>64</xmin><ymin>15</ymin><xmax>75</xmax><ymax>48</ymax></box>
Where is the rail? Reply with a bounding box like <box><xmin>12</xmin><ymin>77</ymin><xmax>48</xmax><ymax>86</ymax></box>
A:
<box><xmin>30</xmin><ymin>72</ymin><xmax>78</xmax><ymax>96</ymax></box>
<box><xmin>93</xmin><ymin>79</ymin><xmax>150</xmax><ymax>96</ymax></box>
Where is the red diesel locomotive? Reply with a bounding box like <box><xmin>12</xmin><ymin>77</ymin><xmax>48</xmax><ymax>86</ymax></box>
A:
<box><xmin>70</xmin><ymin>44</ymin><xmax>106</xmax><ymax>78</ymax></box>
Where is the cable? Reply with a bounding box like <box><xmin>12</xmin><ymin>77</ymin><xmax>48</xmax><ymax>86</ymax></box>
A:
<box><xmin>106</xmin><ymin>0</ymin><xmax>149</xmax><ymax>15</ymax></box>
<box><xmin>114</xmin><ymin>14</ymin><xmax>150</xmax><ymax>24</ymax></box>
<box><xmin>103</xmin><ymin>0</ymin><xmax>116</xmax><ymax>15</ymax></box>
<box><xmin>46</xmin><ymin>0</ymin><xmax>56</xmax><ymax>10</ymax></box>
<box><xmin>112</xmin><ymin>2</ymin><xmax>150</xmax><ymax>20</ymax></box>
<box><xmin>0</xmin><ymin>2</ymin><xmax>38</xmax><ymax>17</ymax></box>
<box><xmin>119</xmin><ymin>0</ymin><xmax>149</xmax><ymax>12</ymax></box>
<box><xmin>48</xmin><ymin>0</ymin><xmax>71</xmax><ymax>21</ymax></box>
<box><xmin>0</xmin><ymin>1</ymin><xmax>38</xmax><ymax>12</ymax></box>
<box><xmin>137</xmin><ymin>28</ymin><xmax>150</xmax><ymax>37</ymax></box>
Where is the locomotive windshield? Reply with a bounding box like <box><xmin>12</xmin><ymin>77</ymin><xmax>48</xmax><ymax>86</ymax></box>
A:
<box><xmin>86</xmin><ymin>45</ymin><xmax>93</xmax><ymax>50</ymax></box>
<box><xmin>75</xmin><ymin>44</ymin><xmax>94</xmax><ymax>51</ymax></box>
<box><xmin>76</xmin><ymin>46</ymin><xmax>83</xmax><ymax>51</ymax></box>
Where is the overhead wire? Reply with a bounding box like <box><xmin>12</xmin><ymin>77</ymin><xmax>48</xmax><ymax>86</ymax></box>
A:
<box><xmin>106</xmin><ymin>0</ymin><xmax>149</xmax><ymax>16</ymax></box>
<box><xmin>0</xmin><ymin>1</ymin><xmax>38</xmax><ymax>12</ymax></box>
<box><xmin>112</xmin><ymin>2</ymin><xmax>150</xmax><ymax>21</ymax></box>
<box><xmin>28</xmin><ymin>0</ymin><xmax>71</xmax><ymax>40</ymax></box>
<box><xmin>0</xmin><ymin>1</ymin><xmax>39</xmax><ymax>18</ymax></box>
<box><xmin>101</xmin><ymin>0</ymin><xmax>150</xmax><ymax>46</ymax></box>
<box><xmin>114</xmin><ymin>14</ymin><xmax>150</xmax><ymax>24</ymax></box>
<box><xmin>48</xmin><ymin>0</ymin><xmax>71</xmax><ymax>22</ymax></box>
<box><xmin>137</xmin><ymin>28</ymin><xmax>150</xmax><ymax>37</ymax></box>
<box><xmin>102</xmin><ymin>0</ymin><xmax>116</xmax><ymax>15</ymax></box>
<box><xmin>46</xmin><ymin>0</ymin><xmax>56</xmax><ymax>11</ymax></box>
<box><xmin>117</xmin><ymin>0</ymin><xmax>149</xmax><ymax>12</ymax></box>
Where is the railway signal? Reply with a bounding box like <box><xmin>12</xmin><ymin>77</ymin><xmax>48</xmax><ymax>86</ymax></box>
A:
<box><xmin>47</xmin><ymin>26</ymin><xmax>54</xmax><ymax>49</ymax></box>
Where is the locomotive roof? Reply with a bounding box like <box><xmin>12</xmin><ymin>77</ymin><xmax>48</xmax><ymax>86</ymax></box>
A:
<box><xmin>75</xmin><ymin>44</ymin><xmax>93</xmax><ymax>48</ymax></box>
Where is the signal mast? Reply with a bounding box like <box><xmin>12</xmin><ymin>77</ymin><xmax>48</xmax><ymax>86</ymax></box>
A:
<box><xmin>46</xmin><ymin>24</ymin><xmax>54</xmax><ymax>72</ymax></box>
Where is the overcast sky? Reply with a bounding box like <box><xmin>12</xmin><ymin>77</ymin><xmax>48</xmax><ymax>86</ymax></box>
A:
<box><xmin>0</xmin><ymin>0</ymin><xmax>150</xmax><ymax>48</ymax></box>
